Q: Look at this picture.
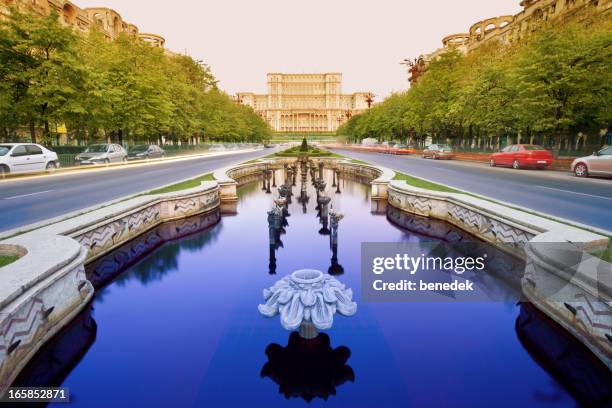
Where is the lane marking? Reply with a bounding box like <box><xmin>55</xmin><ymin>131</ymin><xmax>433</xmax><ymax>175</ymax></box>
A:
<box><xmin>536</xmin><ymin>186</ymin><xmax>612</xmax><ymax>201</ymax></box>
<box><xmin>3</xmin><ymin>190</ymin><xmax>54</xmax><ymax>200</ymax></box>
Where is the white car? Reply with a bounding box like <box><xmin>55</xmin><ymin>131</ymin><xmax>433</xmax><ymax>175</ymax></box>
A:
<box><xmin>0</xmin><ymin>143</ymin><xmax>60</xmax><ymax>175</ymax></box>
<box><xmin>571</xmin><ymin>146</ymin><xmax>612</xmax><ymax>177</ymax></box>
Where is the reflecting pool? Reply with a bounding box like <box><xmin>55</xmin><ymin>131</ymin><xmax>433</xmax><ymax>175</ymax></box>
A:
<box><xmin>14</xmin><ymin>167</ymin><xmax>612</xmax><ymax>407</ymax></box>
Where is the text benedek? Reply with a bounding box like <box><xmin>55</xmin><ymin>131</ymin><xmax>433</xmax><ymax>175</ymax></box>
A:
<box><xmin>373</xmin><ymin>279</ymin><xmax>474</xmax><ymax>291</ymax></box>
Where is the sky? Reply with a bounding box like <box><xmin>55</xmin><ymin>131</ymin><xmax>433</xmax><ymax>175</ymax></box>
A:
<box><xmin>76</xmin><ymin>0</ymin><xmax>521</xmax><ymax>99</ymax></box>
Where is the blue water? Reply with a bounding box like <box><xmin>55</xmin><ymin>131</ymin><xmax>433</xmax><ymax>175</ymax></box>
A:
<box><xmin>14</xmin><ymin>168</ymin><xmax>612</xmax><ymax>407</ymax></box>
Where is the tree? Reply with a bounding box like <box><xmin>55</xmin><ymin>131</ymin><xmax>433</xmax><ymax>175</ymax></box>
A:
<box><xmin>0</xmin><ymin>8</ymin><xmax>85</xmax><ymax>143</ymax></box>
<box><xmin>0</xmin><ymin>7</ymin><xmax>272</xmax><ymax>146</ymax></box>
<box><xmin>338</xmin><ymin>14</ymin><xmax>611</xmax><ymax>152</ymax></box>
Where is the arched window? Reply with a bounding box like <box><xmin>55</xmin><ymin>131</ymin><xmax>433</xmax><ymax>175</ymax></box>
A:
<box><xmin>113</xmin><ymin>16</ymin><xmax>121</xmax><ymax>37</ymax></box>
<box><xmin>63</xmin><ymin>4</ymin><xmax>77</xmax><ymax>24</ymax></box>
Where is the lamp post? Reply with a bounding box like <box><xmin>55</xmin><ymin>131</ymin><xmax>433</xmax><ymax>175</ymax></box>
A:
<box><xmin>400</xmin><ymin>58</ymin><xmax>425</xmax><ymax>85</ymax></box>
<box><xmin>328</xmin><ymin>209</ymin><xmax>344</xmax><ymax>275</ymax></box>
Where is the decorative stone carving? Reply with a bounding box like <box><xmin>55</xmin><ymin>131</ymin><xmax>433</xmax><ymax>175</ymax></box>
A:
<box><xmin>258</xmin><ymin>269</ymin><xmax>357</xmax><ymax>339</ymax></box>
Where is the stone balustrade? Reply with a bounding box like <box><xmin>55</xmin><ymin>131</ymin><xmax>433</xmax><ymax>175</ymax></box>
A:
<box><xmin>387</xmin><ymin>179</ymin><xmax>611</xmax><ymax>368</ymax></box>
<box><xmin>0</xmin><ymin>181</ymin><xmax>219</xmax><ymax>392</ymax></box>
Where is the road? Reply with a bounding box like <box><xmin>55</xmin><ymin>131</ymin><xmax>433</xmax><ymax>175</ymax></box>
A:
<box><xmin>0</xmin><ymin>149</ymin><xmax>275</xmax><ymax>232</ymax></box>
<box><xmin>333</xmin><ymin>149</ymin><xmax>612</xmax><ymax>232</ymax></box>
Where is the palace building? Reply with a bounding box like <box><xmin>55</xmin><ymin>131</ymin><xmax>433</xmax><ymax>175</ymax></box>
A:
<box><xmin>0</xmin><ymin>0</ymin><xmax>166</xmax><ymax>48</ymax></box>
<box><xmin>236</xmin><ymin>73</ymin><xmax>372</xmax><ymax>133</ymax></box>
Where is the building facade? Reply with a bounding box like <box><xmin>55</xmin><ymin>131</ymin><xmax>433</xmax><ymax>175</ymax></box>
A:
<box><xmin>0</xmin><ymin>0</ymin><xmax>166</xmax><ymax>48</ymax></box>
<box><xmin>406</xmin><ymin>0</ymin><xmax>611</xmax><ymax>84</ymax></box>
<box><xmin>237</xmin><ymin>73</ymin><xmax>372</xmax><ymax>133</ymax></box>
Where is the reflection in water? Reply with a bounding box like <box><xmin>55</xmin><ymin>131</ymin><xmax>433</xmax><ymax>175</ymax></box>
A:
<box><xmin>12</xmin><ymin>304</ymin><xmax>96</xmax><ymax>390</ymax></box>
<box><xmin>85</xmin><ymin>210</ymin><xmax>221</xmax><ymax>289</ymax></box>
<box><xmin>267</xmin><ymin>204</ymin><xmax>284</xmax><ymax>275</ymax></box>
<box><xmin>515</xmin><ymin>303</ymin><xmax>612</xmax><ymax>407</ymax></box>
<box><xmin>261</xmin><ymin>332</ymin><xmax>354</xmax><ymax>402</ymax></box>
<box><xmin>267</xmin><ymin>168</ymin><xmax>297</xmax><ymax>274</ymax></box>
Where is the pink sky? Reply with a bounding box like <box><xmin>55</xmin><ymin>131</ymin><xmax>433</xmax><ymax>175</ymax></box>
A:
<box><xmin>76</xmin><ymin>0</ymin><xmax>521</xmax><ymax>99</ymax></box>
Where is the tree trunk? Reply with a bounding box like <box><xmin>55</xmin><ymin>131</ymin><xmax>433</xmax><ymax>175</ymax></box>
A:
<box><xmin>29</xmin><ymin>119</ymin><xmax>37</xmax><ymax>144</ymax></box>
<box><xmin>43</xmin><ymin>120</ymin><xmax>50</xmax><ymax>142</ymax></box>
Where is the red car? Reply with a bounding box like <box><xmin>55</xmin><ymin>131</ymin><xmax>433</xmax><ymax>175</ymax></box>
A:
<box><xmin>490</xmin><ymin>144</ymin><xmax>553</xmax><ymax>169</ymax></box>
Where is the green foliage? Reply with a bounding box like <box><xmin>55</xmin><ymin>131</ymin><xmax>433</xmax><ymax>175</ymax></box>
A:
<box><xmin>338</xmin><ymin>17</ymin><xmax>611</xmax><ymax>151</ymax></box>
<box><xmin>300</xmin><ymin>137</ymin><xmax>308</xmax><ymax>151</ymax></box>
<box><xmin>0</xmin><ymin>10</ymin><xmax>86</xmax><ymax>143</ymax></box>
<box><xmin>0</xmin><ymin>8</ymin><xmax>271</xmax><ymax>145</ymax></box>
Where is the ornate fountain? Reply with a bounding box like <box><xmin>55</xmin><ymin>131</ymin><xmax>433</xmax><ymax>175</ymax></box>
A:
<box><xmin>258</xmin><ymin>269</ymin><xmax>357</xmax><ymax>339</ymax></box>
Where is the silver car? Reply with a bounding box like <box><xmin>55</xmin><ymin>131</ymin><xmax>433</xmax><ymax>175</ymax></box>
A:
<box><xmin>571</xmin><ymin>146</ymin><xmax>612</xmax><ymax>177</ymax></box>
<box><xmin>75</xmin><ymin>144</ymin><xmax>127</xmax><ymax>165</ymax></box>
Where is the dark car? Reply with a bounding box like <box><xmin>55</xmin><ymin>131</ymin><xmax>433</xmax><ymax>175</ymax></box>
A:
<box><xmin>127</xmin><ymin>145</ymin><xmax>165</xmax><ymax>161</ymax></box>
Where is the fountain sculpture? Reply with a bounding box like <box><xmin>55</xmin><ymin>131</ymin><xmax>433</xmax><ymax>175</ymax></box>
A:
<box><xmin>258</xmin><ymin>269</ymin><xmax>357</xmax><ymax>339</ymax></box>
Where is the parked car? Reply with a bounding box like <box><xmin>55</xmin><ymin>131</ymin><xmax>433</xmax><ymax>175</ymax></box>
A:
<box><xmin>127</xmin><ymin>144</ymin><xmax>165</xmax><ymax>161</ymax></box>
<box><xmin>210</xmin><ymin>144</ymin><xmax>226</xmax><ymax>152</ymax></box>
<box><xmin>422</xmin><ymin>144</ymin><xmax>454</xmax><ymax>159</ymax></box>
<box><xmin>571</xmin><ymin>146</ymin><xmax>612</xmax><ymax>177</ymax></box>
<box><xmin>490</xmin><ymin>144</ymin><xmax>552</xmax><ymax>169</ymax></box>
<box><xmin>0</xmin><ymin>143</ymin><xmax>60</xmax><ymax>175</ymax></box>
<box><xmin>388</xmin><ymin>143</ymin><xmax>416</xmax><ymax>155</ymax></box>
<box><xmin>75</xmin><ymin>144</ymin><xmax>127</xmax><ymax>165</ymax></box>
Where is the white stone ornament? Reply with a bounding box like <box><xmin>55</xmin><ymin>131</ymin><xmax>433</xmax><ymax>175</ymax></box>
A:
<box><xmin>258</xmin><ymin>269</ymin><xmax>357</xmax><ymax>339</ymax></box>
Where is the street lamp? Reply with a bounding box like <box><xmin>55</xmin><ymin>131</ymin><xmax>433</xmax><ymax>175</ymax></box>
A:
<box><xmin>400</xmin><ymin>58</ymin><xmax>425</xmax><ymax>85</ymax></box>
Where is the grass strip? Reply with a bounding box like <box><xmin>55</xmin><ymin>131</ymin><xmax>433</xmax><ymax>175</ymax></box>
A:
<box><xmin>0</xmin><ymin>255</ymin><xmax>19</xmax><ymax>268</ymax></box>
<box><xmin>393</xmin><ymin>172</ymin><xmax>462</xmax><ymax>194</ymax></box>
<box><xmin>147</xmin><ymin>173</ymin><xmax>215</xmax><ymax>195</ymax></box>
